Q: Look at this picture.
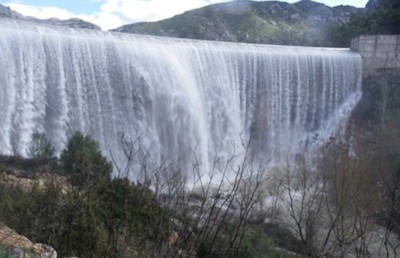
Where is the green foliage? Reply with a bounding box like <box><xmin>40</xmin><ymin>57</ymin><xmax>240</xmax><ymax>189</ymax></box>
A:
<box><xmin>354</xmin><ymin>70</ymin><xmax>400</xmax><ymax>126</ymax></box>
<box><xmin>330</xmin><ymin>4</ymin><xmax>400</xmax><ymax>47</ymax></box>
<box><xmin>0</xmin><ymin>182</ymin><xmax>104</xmax><ymax>258</ymax></box>
<box><xmin>114</xmin><ymin>1</ymin><xmax>358</xmax><ymax>47</ymax></box>
<box><xmin>0</xmin><ymin>248</ymin><xmax>11</xmax><ymax>258</ymax></box>
<box><xmin>0</xmin><ymin>133</ymin><xmax>294</xmax><ymax>258</ymax></box>
<box><xmin>0</xmin><ymin>177</ymin><xmax>168</xmax><ymax>258</ymax></box>
<box><xmin>0</xmin><ymin>155</ymin><xmax>56</xmax><ymax>172</ymax></box>
<box><xmin>239</xmin><ymin>227</ymin><xmax>281</xmax><ymax>258</ymax></box>
<box><xmin>368</xmin><ymin>0</ymin><xmax>400</xmax><ymax>10</ymax></box>
<box><xmin>93</xmin><ymin>178</ymin><xmax>169</xmax><ymax>257</ymax></box>
<box><xmin>351</xmin><ymin>69</ymin><xmax>400</xmax><ymax>241</ymax></box>
<box><xmin>27</xmin><ymin>133</ymin><xmax>55</xmax><ymax>160</ymax></box>
<box><xmin>329</xmin><ymin>14</ymin><xmax>370</xmax><ymax>47</ymax></box>
<box><xmin>0</xmin><ymin>133</ymin><xmax>169</xmax><ymax>257</ymax></box>
<box><xmin>196</xmin><ymin>221</ymin><xmax>290</xmax><ymax>258</ymax></box>
<box><xmin>60</xmin><ymin>131</ymin><xmax>112</xmax><ymax>187</ymax></box>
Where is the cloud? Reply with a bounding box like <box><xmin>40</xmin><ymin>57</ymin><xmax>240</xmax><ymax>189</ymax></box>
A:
<box><xmin>4</xmin><ymin>0</ymin><xmax>228</xmax><ymax>31</ymax></box>
<box><xmin>113</xmin><ymin>0</ymin><xmax>227</xmax><ymax>22</ymax></box>
<box><xmin>5</xmin><ymin>4</ymin><xmax>78</xmax><ymax>20</ymax></box>
<box><xmin>4</xmin><ymin>3</ymin><xmax>124</xmax><ymax>30</ymax></box>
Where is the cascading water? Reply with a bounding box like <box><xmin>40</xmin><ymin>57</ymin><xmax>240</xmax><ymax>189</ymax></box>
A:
<box><xmin>0</xmin><ymin>19</ymin><xmax>362</xmax><ymax>179</ymax></box>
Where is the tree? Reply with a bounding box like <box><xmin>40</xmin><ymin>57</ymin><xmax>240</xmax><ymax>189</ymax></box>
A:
<box><xmin>60</xmin><ymin>132</ymin><xmax>112</xmax><ymax>187</ymax></box>
<box><xmin>268</xmin><ymin>139</ymin><xmax>383</xmax><ymax>257</ymax></box>
<box><xmin>27</xmin><ymin>132</ymin><xmax>55</xmax><ymax>159</ymax></box>
<box><xmin>328</xmin><ymin>3</ymin><xmax>400</xmax><ymax>47</ymax></box>
<box><xmin>93</xmin><ymin>178</ymin><xmax>169</xmax><ymax>258</ymax></box>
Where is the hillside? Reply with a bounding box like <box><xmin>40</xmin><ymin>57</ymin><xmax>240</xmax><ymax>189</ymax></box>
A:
<box><xmin>330</xmin><ymin>0</ymin><xmax>400</xmax><ymax>46</ymax></box>
<box><xmin>113</xmin><ymin>0</ymin><xmax>363</xmax><ymax>47</ymax></box>
<box><xmin>0</xmin><ymin>4</ymin><xmax>100</xmax><ymax>30</ymax></box>
<box><xmin>366</xmin><ymin>0</ymin><xmax>400</xmax><ymax>12</ymax></box>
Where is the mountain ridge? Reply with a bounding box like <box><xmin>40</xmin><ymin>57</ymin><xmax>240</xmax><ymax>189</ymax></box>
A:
<box><xmin>0</xmin><ymin>1</ymin><xmax>369</xmax><ymax>47</ymax></box>
<box><xmin>112</xmin><ymin>0</ymin><xmax>364</xmax><ymax>47</ymax></box>
<box><xmin>0</xmin><ymin>4</ymin><xmax>100</xmax><ymax>30</ymax></box>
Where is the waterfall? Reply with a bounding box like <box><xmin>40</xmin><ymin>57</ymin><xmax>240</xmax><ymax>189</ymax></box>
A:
<box><xmin>0</xmin><ymin>19</ymin><xmax>362</xmax><ymax>179</ymax></box>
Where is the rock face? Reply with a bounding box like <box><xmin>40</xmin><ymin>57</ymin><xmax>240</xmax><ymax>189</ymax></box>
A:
<box><xmin>366</xmin><ymin>0</ymin><xmax>381</xmax><ymax>11</ymax></box>
<box><xmin>0</xmin><ymin>4</ymin><xmax>100</xmax><ymax>30</ymax></box>
<box><xmin>0</xmin><ymin>222</ymin><xmax>57</xmax><ymax>258</ymax></box>
<box><xmin>0</xmin><ymin>169</ymin><xmax>70</xmax><ymax>194</ymax></box>
<box><xmin>112</xmin><ymin>0</ymin><xmax>363</xmax><ymax>46</ymax></box>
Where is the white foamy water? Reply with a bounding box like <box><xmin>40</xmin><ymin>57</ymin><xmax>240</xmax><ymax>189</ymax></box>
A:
<box><xmin>0</xmin><ymin>19</ymin><xmax>362</xmax><ymax>179</ymax></box>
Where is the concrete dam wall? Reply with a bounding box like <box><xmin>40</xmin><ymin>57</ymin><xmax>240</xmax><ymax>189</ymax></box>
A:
<box><xmin>351</xmin><ymin>35</ymin><xmax>400</xmax><ymax>77</ymax></box>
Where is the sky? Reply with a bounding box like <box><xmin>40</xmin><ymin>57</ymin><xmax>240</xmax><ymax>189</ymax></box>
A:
<box><xmin>2</xmin><ymin>0</ymin><xmax>369</xmax><ymax>31</ymax></box>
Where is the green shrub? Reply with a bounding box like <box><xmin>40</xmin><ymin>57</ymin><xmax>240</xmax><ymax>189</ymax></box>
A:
<box><xmin>0</xmin><ymin>181</ymin><xmax>104</xmax><ymax>258</ymax></box>
<box><xmin>329</xmin><ymin>4</ymin><xmax>400</xmax><ymax>47</ymax></box>
<box><xmin>196</xmin><ymin>220</ymin><xmax>288</xmax><ymax>258</ymax></box>
<box><xmin>93</xmin><ymin>178</ymin><xmax>169</xmax><ymax>257</ymax></box>
<box><xmin>0</xmin><ymin>155</ymin><xmax>56</xmax><ymax>173</ymax></box>
<box><xmin>60</xmin><ymin>131</ymin><xmax>112</xmax><ymax>187</ymax></box>
<box><xmin>0</xmin><ymin>248</ymin><xmax>11</xmax><ymax>258</ymax></box>
<box><xmin>0</xmin><ymin>177</ymin><xmax>168</xmax><ymax>257</ymax></box>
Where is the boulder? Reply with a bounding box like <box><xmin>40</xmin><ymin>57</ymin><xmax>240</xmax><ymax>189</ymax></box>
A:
<box><xmin>0</xmin><ymin>222</ymin><xmax>57</xmax><ymax>258</ymax></box>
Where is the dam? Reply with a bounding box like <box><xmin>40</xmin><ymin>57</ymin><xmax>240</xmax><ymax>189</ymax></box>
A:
<box><xmin>0</xmin><ymin>19</ymin><xmax>362</xmax><ymax>178</ymax></box>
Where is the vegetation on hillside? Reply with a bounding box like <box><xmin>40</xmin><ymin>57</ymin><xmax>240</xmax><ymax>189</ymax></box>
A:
<box><xmin>114</xmin><ymin>0</ymin><xmax>361</xmax><ymax>47</ymax></box>
<box><xmin>113</xmin><ymin>0</ymin><xmax>400</xmax><ymax>48</ymax></box>
<box><xmin>350</xmin><ymin>65</ymin><xmax>400</xmax><ymax>246</ymax></box>
<box><xmin>0</xmin><ymin>132</ymin><xmax>304</xmax><ymax>258</ymax></box>
<box><xmin>2</xmin><ymin>100</ymin><xmax>400</xmax><ymax>257</ymax></box>
<box><xmin>330</xmin><ymin>0</ymin><xmax>400</xmax><ymax>47</ymax></box>
<box><xmin>0</xmin><ymin>133</ymin><xmax>169</xmax><ymax>257</ymax></box>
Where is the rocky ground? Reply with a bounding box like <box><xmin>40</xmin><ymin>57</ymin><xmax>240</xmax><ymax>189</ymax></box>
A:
<box><xmin>0</xmin><ymin>222</ymin><xmax>57</xmax><ymax>258</ymax></box>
